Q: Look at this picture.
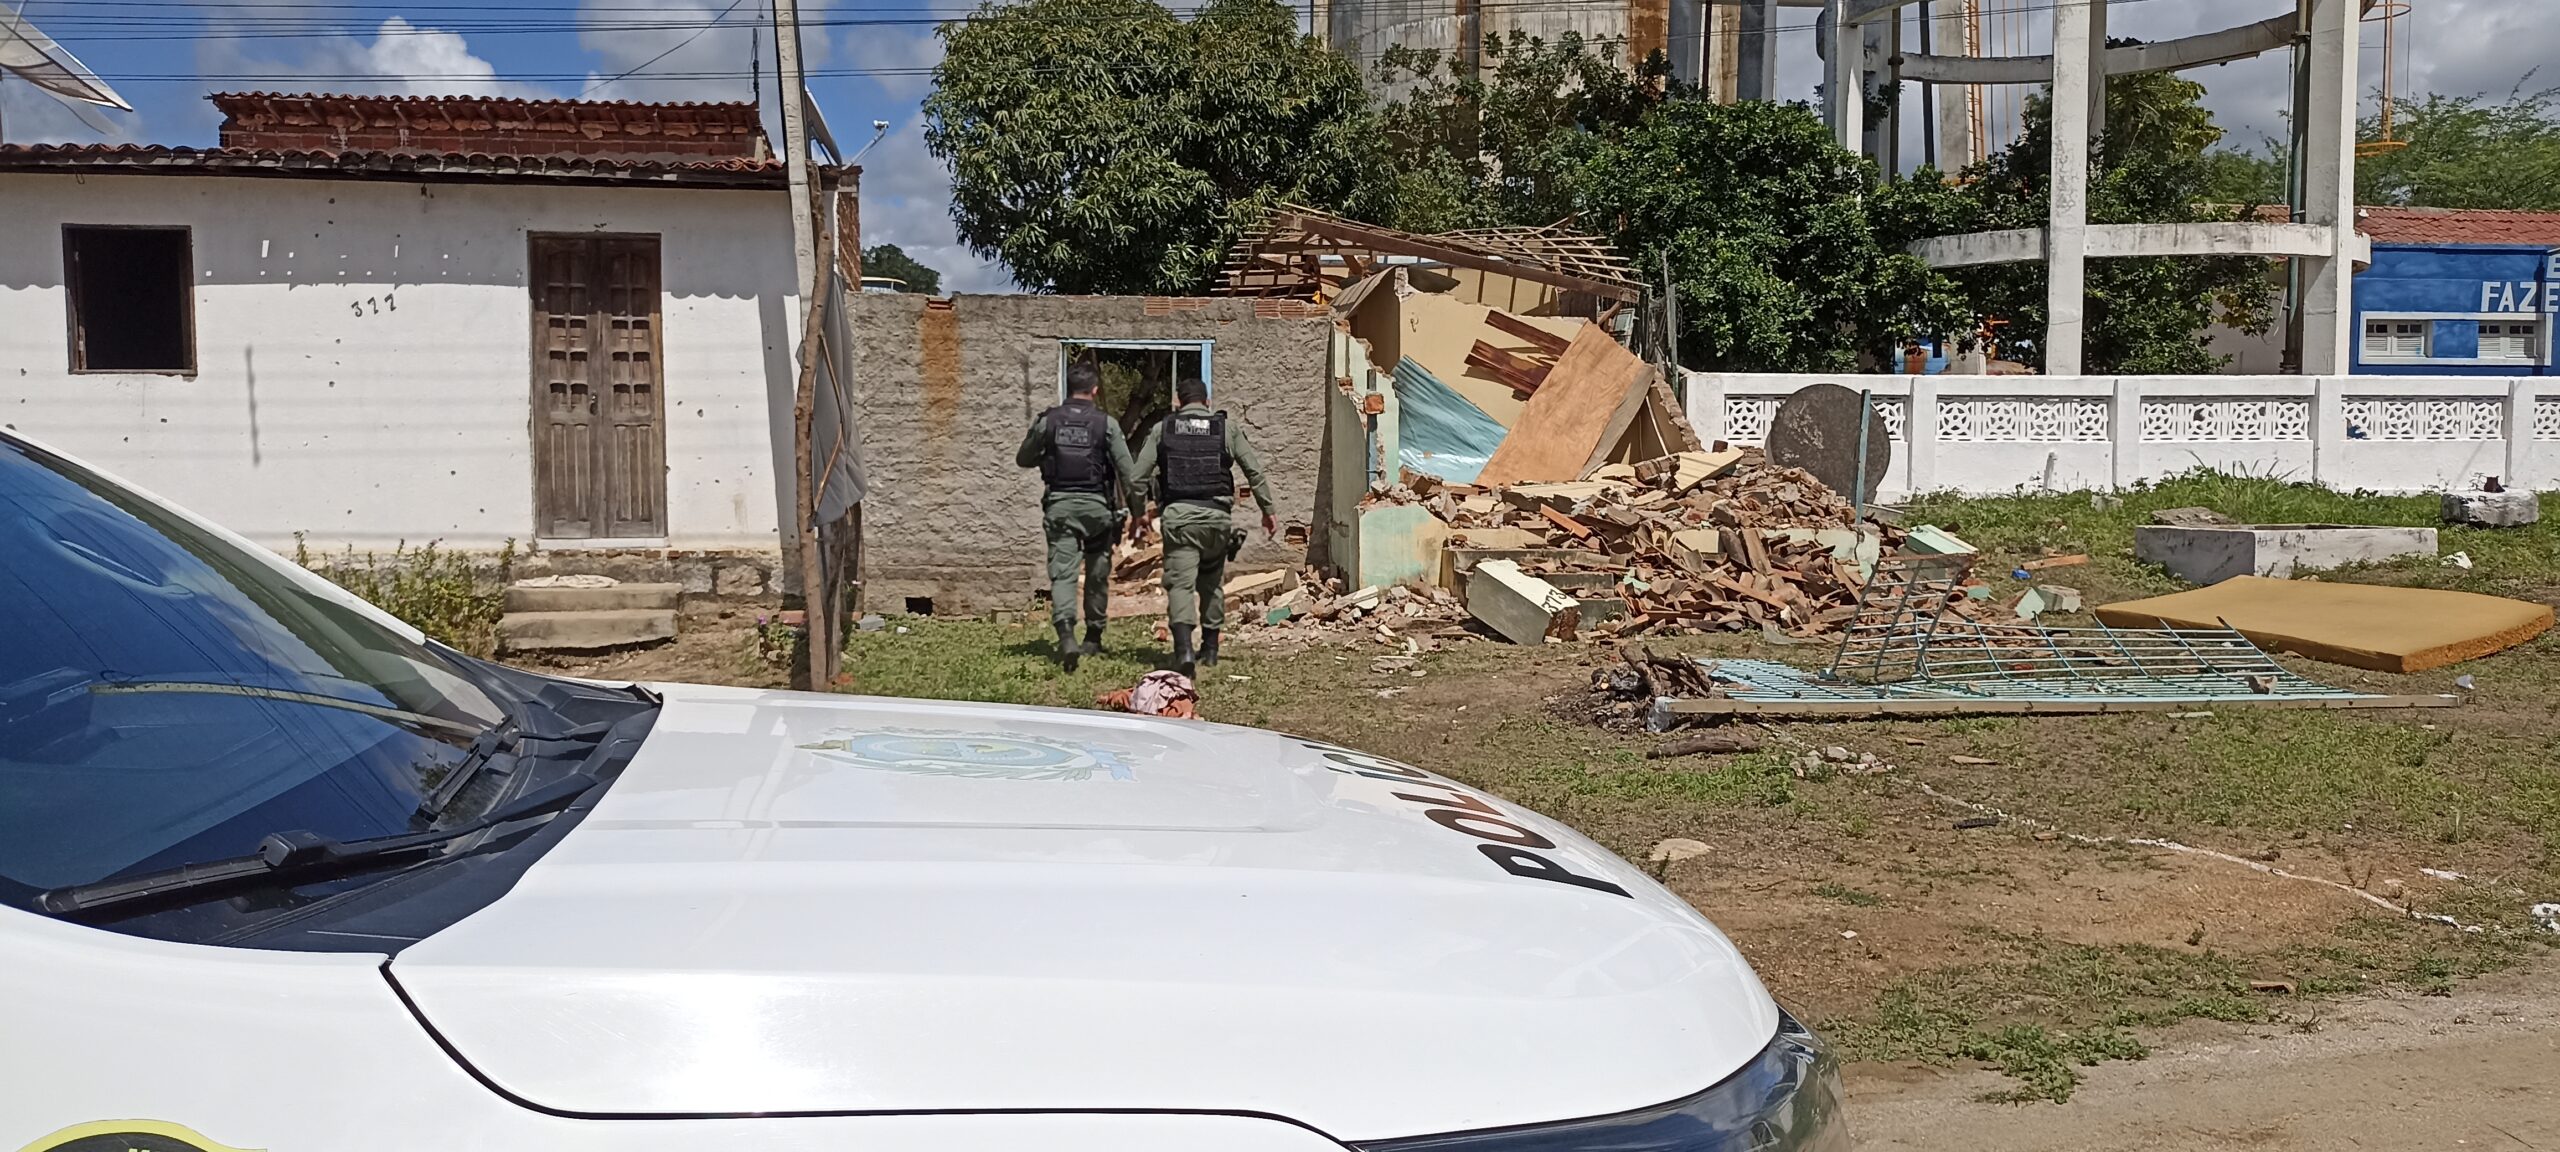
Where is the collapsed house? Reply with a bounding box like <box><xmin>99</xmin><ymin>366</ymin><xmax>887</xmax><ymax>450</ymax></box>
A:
<box><xmin>847</xmin><ymin>207</ymin><xmax>1715</xmax><ymax>627</ymax></box>
<box><xmin>847</xmin><ymin>294</ymin><xmax>1333</xmax><ymax>615</ymax></box>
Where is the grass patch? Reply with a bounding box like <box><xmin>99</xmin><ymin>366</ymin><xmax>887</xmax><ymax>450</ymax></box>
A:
<box><xmin>1816</xmin><ymin>882</ymin><xmax>1887</xmax><ymax>907</ymax></box>
<box><xmin>1832</xmin><ymin>909</ymin><xmax>2540</xmax><ymax>1102</ymax></box>
<box><xmin>300</xmin><ymin>536</ymin><xmax>512</xmax><ymax>657</ymax></box>
<box><xmin>1901</xmin><ymin>469</ymin><xmax>2560</xmax><ymax>600</ymax></box>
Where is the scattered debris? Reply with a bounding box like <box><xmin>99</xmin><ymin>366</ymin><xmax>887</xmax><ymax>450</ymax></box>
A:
<box><xmin>2443</xmin><ymin>488</ymin><xmax>2540</xmax><ymax>528</ymax></box>
<box><xmin>2150</xmin><ymin>506</ymin><xmax>2238</xmax><ymax>528</ymax></box>
<box><xmin>2533</xmin><ymin>903</ymin><xmax>2560</xmax><ymax>934</ymax></box>
<box><xmin>1648</xmin><ymin>730</ymin><xmax>1763</xmax><ymax>758</ymax></box>
<box><xmin>2443</xmin><ymin>550</ymin><xmax>2474</xmax><ymax>570</ymax></box>
<box><xmin>1647</xmin><ymin>838</ymin><xmax>1713</xmax><ymax>864</ymax></box>
<box><xmin>1096</xmin><ymin>670</ymin><xmax>1199</xmax><ymax>719</ymax></box>
<box><xmin>1949</xmin><ymin>755</ymin><xmax>2000</xmax><ymax>766</ymax></box>
<box><xmin>1952</xmin><ymin>816</ymin><xmax>2002</xmax><ymax>830</ymax></box>
<box><xmin>2420</xmin><ymin>868</ymin><xmax>2469</xmax><ymax>882</ymax></box>
<box><xmin>2248</xmin><ymin>980</ymin><xmax>2298</xmax><ymax>995</ymax></box>
<box><xmin>2019</xmin><ymin>554</ymin><xmax>2090</xmax><ymax>571</ymax></box>
<box><xmin>2010</xmin><ymin>584</ymin><xmax>2083</xmax><ymax>621</ymax></box>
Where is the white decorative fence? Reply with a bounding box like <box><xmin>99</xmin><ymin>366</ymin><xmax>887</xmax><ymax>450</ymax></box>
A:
<box><xmin>1684</xmin><ymin>373</ymin><xmax>2547</xmax><ymax>498</ymax></box>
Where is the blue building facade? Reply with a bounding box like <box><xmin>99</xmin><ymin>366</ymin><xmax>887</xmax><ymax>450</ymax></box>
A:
<box><xmin>2353</xmin><ymin>241</ymin><xmax>2558</xmax><ymax>375</ymax></box>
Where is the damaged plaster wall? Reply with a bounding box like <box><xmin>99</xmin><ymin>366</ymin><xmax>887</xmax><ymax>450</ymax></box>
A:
<box><xmin>852</xmin><ymin>294</ymin><xmax>1332</xmax><ymax>615</ymax></box>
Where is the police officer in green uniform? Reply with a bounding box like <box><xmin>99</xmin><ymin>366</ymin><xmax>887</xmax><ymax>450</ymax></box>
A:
<box><xmin>1016</xmin><ymin>362</ymin><xmax>1138</xmax><ymax>672</ymax></box>
<box><xmin>1132</xmin><ymin>376</ymin><xmax>1276</xmax><ymax>673</ymax></box>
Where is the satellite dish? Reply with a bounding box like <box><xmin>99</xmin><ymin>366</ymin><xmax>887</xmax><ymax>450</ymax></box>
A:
<box><xmin>1765</xmin><ymin>382</ymin><xmax>1892</xmax><ymax>506</ymax></box>
<box><xmin>1</xmin><ymin>2</ymin><xmax>134</xmax><ymax>137</ymax></box>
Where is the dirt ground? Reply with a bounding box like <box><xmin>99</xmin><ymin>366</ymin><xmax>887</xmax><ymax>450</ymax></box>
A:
<box><xmin>1852</xmin><ymin>954</ymin><xmax>2560</xmax><ymax>1150</ymax></box>
<box><xmin>513</xmin><ymin>598</ymin><xmax>2560</xmax><ymax>1126</ymax></box>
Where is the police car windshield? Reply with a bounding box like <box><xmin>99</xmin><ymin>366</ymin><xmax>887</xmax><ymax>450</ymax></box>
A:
<box><xmin>0</xmin><ymin>435</ymin><xmax>507</xmax><ymax>897</ymax></box>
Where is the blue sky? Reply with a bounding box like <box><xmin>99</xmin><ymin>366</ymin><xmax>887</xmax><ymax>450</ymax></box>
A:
<box><xmin>9</xmin><ymin>0</ymin><xmax>1016</xmax><ymax>289</ymax></box>
<box><xmin>9</xmin><ymin>0</ymin><xmax>2550</xmax><ymax>295</ymax></box>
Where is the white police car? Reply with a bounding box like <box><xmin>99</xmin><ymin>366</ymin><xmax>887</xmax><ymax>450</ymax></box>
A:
<box><xmin>0</xmin><ymin>428</ymin><xmax>1845</xmax><ymax>1151</ymax></box>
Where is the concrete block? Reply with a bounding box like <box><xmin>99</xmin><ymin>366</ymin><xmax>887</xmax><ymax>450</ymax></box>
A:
<box><xmin>1902</xmin><ymin>525</ymin><xmax>1977</xmax><ymax>555</ymax></box>
<box><xmin>498</xmin><ymin>609</ymin><xmax>677</xmax><ymax>652</ymax></box>
<box><xmin>1356</xmin><ymin>504</ymin><xmax>1451</xmax><ymax>591</ymax></box>
<box><xmin>2134</xmin><ymin>524</ymin><xmax>2438</xmax><ymax>585</ymax></box>
<box><xmin>503</xmin><ymin>582</ymin><xmax>683</xmax><ymax>613</ymax></box>
<box><xmin>2443</xmin><ymin>490</ymin><xmax>2541</xmax><ymax>528</ymax></box>
<box><xmin>1465</xmin><ymin>559</ymin><xmax>1581</xmax><ymax>645</ymax></box>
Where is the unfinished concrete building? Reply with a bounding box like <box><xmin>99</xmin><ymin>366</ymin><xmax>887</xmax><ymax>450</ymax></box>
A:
<box><xmin>1838</xmin><ymin>0</ymin><xmax>2369</xmax><ymax>376</ymax></box>
<box><xmin>847</xmin><ymin>295</ymin><xmax>1333</xmax><ymax>616</ymax></box>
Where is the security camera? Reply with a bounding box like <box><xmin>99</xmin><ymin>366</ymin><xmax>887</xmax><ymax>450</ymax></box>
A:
<box><xmin>872</xmin><ymin>119</ymin><xmax>889</xmax><ymax>132</ymax></box>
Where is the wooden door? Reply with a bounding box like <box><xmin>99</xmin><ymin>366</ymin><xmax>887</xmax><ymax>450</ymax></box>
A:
<box><xmin>532</xmin><ymin>235</ymin><xmax>665</xmax><ymax>539</ymax></box>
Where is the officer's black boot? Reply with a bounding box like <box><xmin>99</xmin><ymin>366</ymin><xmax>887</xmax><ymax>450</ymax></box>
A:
<box><xmin>1170</xmin><ymin>625</ymin><xmax>1195</xmax><ymax>674</ymax></box>
<box><xmin>1197</xmin><ymin>628</ymin><xmax>1221</xmax><ymax>668</ymax></box>
<box><xmin>1054</xmin><ymin>622</ymin><xmax>1080</xmax><ymax>673</ymax></box>
<box><xmin>1082</xmin><ymin>624</ymin><xmax>1106</xmax><ymax>656</ymax></box>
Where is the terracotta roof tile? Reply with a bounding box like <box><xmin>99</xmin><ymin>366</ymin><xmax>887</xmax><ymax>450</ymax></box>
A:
<box><xmin>0</xmin><ymin>141</ymin><xmax>790</xmax><ymax>190</ymax></box>
<box><xmin>2356</xmin><ymin>206</ymin><xmax>2560</xmax><ymax>247</ymax></box>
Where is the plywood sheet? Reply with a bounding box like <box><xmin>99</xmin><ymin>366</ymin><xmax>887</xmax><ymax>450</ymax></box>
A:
<box><xmin>1476</xmin><ymin>326</ymin><xmax>1654</xmax><ymax>487</ymax></box>
<box><xmin>1396</xmin><ymin>290</ymin><xmax>1584</xmax><ymax>427</ymax></box>
<box><xmin>2094</xmin><ymin>576</ymin><xmax>2554</xmax><ymax>673</ymax></box>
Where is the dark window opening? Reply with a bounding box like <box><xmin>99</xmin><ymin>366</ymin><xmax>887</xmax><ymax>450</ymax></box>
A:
<box><xmin>1057</xmin><ymin>341</ymin><xmax>1210</xmax><ymax>456</ymax></box>
<box><xmin>66</xmin><ymin>226</ymin><xmax>195</xmax><ymax>374</ymax></box>
<box><xmin>904</xmin><ymin>596</ymin><xmax>935</xmax><ymax>616</ymax></box>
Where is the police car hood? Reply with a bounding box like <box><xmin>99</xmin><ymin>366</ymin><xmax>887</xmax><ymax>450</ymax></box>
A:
<box><xmin>386</xmin><ymin>684</ymin><xmax>1778</xmax><ymax>1140</ymax></box>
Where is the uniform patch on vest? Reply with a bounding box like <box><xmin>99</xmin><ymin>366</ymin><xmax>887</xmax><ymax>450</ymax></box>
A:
<box><xmin>1055</xmin><ymin>423</ymin><xmax>1095</xmax><ymax>447</ymax></box>
<box><xmin>1174</xmin><ymin>416</ymin><xmax>1214</xmax><ymax>435</ymax></box>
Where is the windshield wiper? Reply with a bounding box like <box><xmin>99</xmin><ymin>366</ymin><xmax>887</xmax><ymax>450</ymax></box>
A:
<box><xmin>413</xmin><ymin>714</ymin><xmax>521</xmax><ymax>821</ymax></box>
<box><xmin>33</xmin><ymin>773</ymin><xmax>603</xmax><ymax>917</ymax></box>
<box><xmin>91</xmin><ymin>680</ymin><xmax>485</xmax><ymax>740</ymax></box>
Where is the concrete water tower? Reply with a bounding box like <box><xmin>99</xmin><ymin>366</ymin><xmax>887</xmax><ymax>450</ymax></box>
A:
<box><xmin>1321</xmin><ymin>0</ymin><xmax>1720</xmax><ymax>93</ymax></box>
<box><xmin>1829</xmin><ymin>0</ymin><xmax>2370</xmax><ymax>375</ymax></box>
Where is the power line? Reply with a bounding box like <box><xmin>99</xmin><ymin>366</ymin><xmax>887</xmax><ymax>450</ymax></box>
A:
<box><xmin>576</xmin><ymin>0</ymin><xmax>747</xmax><ymax>96</ymax></box>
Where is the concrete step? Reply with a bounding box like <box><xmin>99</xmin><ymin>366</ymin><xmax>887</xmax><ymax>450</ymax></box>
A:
<box><xmin>498</xmin><ymin>608</ymin><xmax>677</xmax><ymax>652</ymax></box>
<box><xmin>504</xmin><ymin>582</ymin><xmax>683</xmax><ymax>613</ymax></box>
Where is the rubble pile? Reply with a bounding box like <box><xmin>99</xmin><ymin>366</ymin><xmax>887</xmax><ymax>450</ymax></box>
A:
<box><xmin>1245</xmin><ymin>568</ymin><xmax>1471</xmax><ymax>647</ymax></box>
<box><xmin>1216</xmin><ymin>447</ymin><xmax>1942</xmax><ymax>647</ymax></box>
<box><xmin>1431</xmin><ymin>447</ymin><xmax>1905</xmax><ymax>640</ymax></box>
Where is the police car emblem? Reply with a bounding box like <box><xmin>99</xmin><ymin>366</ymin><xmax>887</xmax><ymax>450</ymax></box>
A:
<box><xmin>797</xmin><ymin>728</ymin><xmax>1136</xmax><ymax>781</ymax></box>
<box><xmin>19</xmin><ymin>1121</ymin><xmax>257</xmax><ymax>1152</ymax></box>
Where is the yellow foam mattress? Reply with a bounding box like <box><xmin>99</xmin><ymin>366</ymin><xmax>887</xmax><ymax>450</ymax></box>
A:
<box><xmin>2094</xmin><ymin>576</ymin><xmax>2553</xmax><ymax>674</ymax></box>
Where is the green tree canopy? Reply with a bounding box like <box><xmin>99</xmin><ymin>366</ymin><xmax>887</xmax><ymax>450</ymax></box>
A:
<box><xmin>1370</xmin><ymin>32</ymin><xmax>1665</xmax><ymax>233</ymax></box>
<box><xmin>862</xmin><ymin>243</ymin><xmax>944</xmax><ymax>294</ymax></box>
<box><xmin>1881</xmin><ymin>66</ymin><xmax>2278</xmax><ymax>374</ymax></box>
<box><xmin>2360</xmin><ymin>89</ymin><xmax>2560</xmax><ymax>209</ymax></box>
<box><xmin>1570</xmin><ymin>98</ymin><xmax>1966</xmax><ymax>371</ymax></box>
<box><xmin>923</xmin><ymin>0</ymin><xmax>1377</xmax><ymax>294</ymax></box>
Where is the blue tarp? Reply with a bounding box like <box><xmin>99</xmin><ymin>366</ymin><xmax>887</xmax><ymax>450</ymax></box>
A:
<box><xmin>1390</xmin><ymin>356</ymin><xmax>1509</xmax><ymax>485</ymax></box>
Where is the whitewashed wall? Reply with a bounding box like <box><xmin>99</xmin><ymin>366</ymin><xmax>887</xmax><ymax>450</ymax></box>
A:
<box><xmin>0</xmin><ymin>171</ymin><xmax>800</xmax><ymax>553</ymax></box>
<box><xmin>1689</xmin><ymin>372</ymin><xmax>2549</xmax><ymax>498</ymax></box>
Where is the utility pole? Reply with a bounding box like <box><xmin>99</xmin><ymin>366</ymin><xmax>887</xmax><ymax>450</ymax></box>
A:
<box><xmin>774</xmin><ymin>0</ymin><xmax>827</xmax><ymax>684</ymax></box>
<box><xmin>774</xmin><ymin>0</ymin><xmax>819</xmax><ymax>308</ymax></box>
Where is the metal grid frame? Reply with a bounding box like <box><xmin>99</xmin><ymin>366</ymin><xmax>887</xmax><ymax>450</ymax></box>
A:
<box><xmin>1705</xmin><ymin>551</ymin><xmax>2377</xmax><ymax>707</ymax></box>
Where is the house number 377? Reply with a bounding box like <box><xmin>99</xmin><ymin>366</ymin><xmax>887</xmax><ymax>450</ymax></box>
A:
<box><xmin>350</xmin><ymin>294</ymin><xmax>396</xmax><ymax>317</ymax></box>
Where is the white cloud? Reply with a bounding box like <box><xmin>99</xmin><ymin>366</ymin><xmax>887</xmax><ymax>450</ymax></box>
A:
<box><xmin>841</xmin><ymin>22</ymin><xmax>943</xmax><ymax>102</ymax></box>
<box><xmin>859</xmin><ymin>111</ymin><xmax>1014</xmax><ymax>292</ymax></box>
<box><xmin>196</xmin><ymin>15</ymin><xmax>548</xmax><ymax>99</ymax></box>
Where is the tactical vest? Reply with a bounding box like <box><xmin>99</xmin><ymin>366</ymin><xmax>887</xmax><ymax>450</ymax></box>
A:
<box><xmin>1039</xmin><ymin>402</ymin><xmax>1113</xmax><ymax>495</ymax></box>
<box><xmin>1159</xmin><ymin>411</ymin><xmax>1231</xmax><ymax>503</ymax></box>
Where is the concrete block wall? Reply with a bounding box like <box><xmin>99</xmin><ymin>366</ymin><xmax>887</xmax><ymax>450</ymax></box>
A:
<box><xmin>1686</xmin><ymin>372</ymin><xmax>2553</xmax><ymax>498</ymax></box>
<box><xmin>849</xmin><ymin>294</ymin><xmax>1333</xmax><ymax>615</ymax></box>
